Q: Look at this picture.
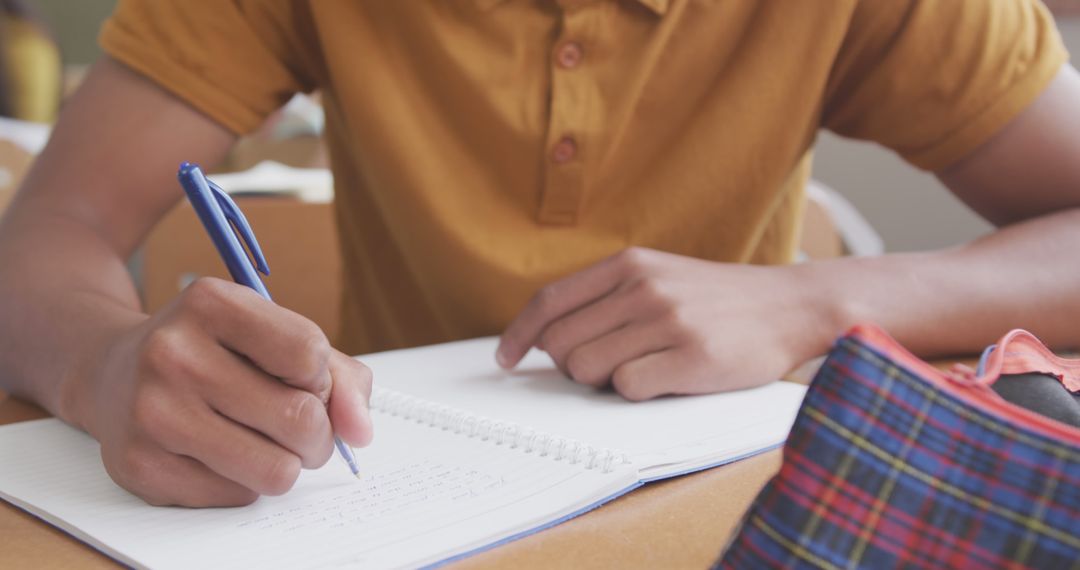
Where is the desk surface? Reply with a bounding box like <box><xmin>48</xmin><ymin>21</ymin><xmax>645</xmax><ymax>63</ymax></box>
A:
<box><xmin>0</xmin><ymin>391</ymin><xmax>782</xmax><ymax>569</ymax></box>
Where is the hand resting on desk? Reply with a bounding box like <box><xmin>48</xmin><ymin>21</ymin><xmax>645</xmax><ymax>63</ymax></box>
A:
<box><xmin>497</xmin><ymin>247</ymin><xmax>834</xmax><ymax>400</ymax></box>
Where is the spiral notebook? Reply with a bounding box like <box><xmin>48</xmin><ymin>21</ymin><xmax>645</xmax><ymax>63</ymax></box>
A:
<box><xmin>0</xmin><ymin>337</ymin><xmax>807</xmax><ymax>569</ymax></box>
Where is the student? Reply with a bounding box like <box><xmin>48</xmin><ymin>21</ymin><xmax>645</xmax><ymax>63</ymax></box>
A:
<box><xmin>1</xmin><ymin>1</ymin><xmax>1079</xmax><ymax>507</ymax></box>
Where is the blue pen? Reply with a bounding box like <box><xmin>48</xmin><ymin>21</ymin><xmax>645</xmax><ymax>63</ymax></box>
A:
<box><xmin>177</xmin><ymin>162</ymin><xmax>362</xmax><ymax>479</ymax></box>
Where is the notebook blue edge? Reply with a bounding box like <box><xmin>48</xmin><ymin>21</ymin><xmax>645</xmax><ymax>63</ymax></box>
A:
<box><xmin>426</xmin><ymin>442</ymin><xmax>784</xmax><ymax>569</ymax></box>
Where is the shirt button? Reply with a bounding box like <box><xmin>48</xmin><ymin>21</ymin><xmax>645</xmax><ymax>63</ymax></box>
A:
<box><xmin>551</xmin><ymin>136</ymin><xmax>578</xmax><ymax>163</ymax></box>
<box><xmin>556</xmin><ymin>42</ymin><xmax>584</xmax><ymax>69</ymax></box>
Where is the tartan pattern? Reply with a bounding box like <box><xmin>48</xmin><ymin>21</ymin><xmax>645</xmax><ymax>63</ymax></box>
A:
<box><xmin>717</xmin><ymin>329</ymin><xmax>1080</xmax><ymax>570</ymax></box>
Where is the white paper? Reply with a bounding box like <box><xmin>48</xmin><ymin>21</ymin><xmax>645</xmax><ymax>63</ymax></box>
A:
<box><xmin>0</xmin><ymin>117</ymin><xmax>50</xmax><ymax>154</ymax></box>
<box><xmin>363</xmin><ymin>337</ymin><xmax>806</xmax><ymax>478</ymax></box>
<box><xmin>0</xmin><ymin>415</ymin><xmax>636</xmax><ymax>569</ymax></box>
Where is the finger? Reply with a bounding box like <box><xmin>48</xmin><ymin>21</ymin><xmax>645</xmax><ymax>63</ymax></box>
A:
<box><xmin>613</xmin><ymin>346</ymin><xmax>768</xmax><ymax>401</ymax></box>
<box><xmin>194</xmin><ymin>343</ymin><xmax>334</xmax><ymax>469</ymax></box>
<box><xmin>103</xmin><ymin>444</ymin><xmax>258</xmax><ymax>507</ymax></box>
<box><xmin>540</xmin><ymin>292</ymin><xmax>630</xmax><ymax>374</ymax></box>
<box><xmin>564</xmin><ymin>321</ymin><xmax>674</xmax><ymax>387</ymax></box>
<box><xmin>179</xmin><ymin>278</ymin><xmax>333</xmax><ymax>396</ymax></box>
<box><xmin>611</xmin><ymin>350</ymin><xmax>685</xmax><ymax>402</ymax></box>
<box><xmin>498</xmin><ymin>251</ymin><xmax>633</xmax><ymax>369</ymax></box>
<box><xmin>146</xmin><ymin>398</ymin><xmax>302</xmax><ymax>496</ymax></box>
<box><xmin>541</xmin><ymin>278</ymin><xmax>671</xmax><ymax>372</ymax></box>
<box><xmin>327</xmin><ymin>351</ymin><xmax>374</xmax><ymax>448</ymax></box>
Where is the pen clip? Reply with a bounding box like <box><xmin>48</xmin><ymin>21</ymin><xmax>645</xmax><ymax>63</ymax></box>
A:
<box><xmin>206</xmin><ymin>179</ymin><xmax>271</xmax><ymax>276</ymax></box>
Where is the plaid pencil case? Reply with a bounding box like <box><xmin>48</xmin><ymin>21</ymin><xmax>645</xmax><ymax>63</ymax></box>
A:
<box><xmin>716</xmin><ymin>324</ymin><xmax>1080</xmax><ymax>569</ymax></box>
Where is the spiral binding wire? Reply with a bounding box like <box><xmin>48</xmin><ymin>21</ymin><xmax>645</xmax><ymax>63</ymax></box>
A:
<box><xmin>370</xmin><ymin>386</ymin><xmax>627</xmax><ymax>473</ymax></box>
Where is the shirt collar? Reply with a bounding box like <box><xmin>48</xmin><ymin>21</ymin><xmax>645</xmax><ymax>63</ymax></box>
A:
<box><xmin>474</xmin><ymin>0</ymin><xmax>669</xmax><ymax>16</ymax></box>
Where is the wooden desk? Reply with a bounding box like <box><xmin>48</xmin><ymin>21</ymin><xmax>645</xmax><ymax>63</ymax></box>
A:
<box><xmin>0</xmin><ymin>390</ymin><xmax>781</xmax><ymax>569</ymax></box>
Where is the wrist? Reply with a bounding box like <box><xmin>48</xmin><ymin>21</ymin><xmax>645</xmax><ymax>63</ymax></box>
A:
<box><xmin>786</xmin><ymin>259</ymin><xmax>861</xmax><ymax>358</ymax></box>
<box><xmin>55</xmin><ymin>331</ymin><xmax>110</xmax><ymax>434</ymax></box>
<box><xmin>790</xmin><ymin>250</ymin><xmax>951</xmax><ymax>357</ymax></box>
<box><xmin>57</xmin><ymin>312</ymin><xmax>146</xmax><ymax>436</ymax></box>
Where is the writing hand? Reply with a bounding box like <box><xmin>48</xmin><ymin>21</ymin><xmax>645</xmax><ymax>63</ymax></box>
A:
<box><xmin>497</xmin><ymin>248</ymin><xmax>832</xmax><ymax>400</ymax></box>
<box><xmin>72</xmin><ymin>278</ymin><xmax>374</xmax><ymax>506</ymax></box>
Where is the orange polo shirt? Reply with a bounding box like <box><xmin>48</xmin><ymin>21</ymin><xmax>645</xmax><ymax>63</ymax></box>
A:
<box><xmin>100</xmin><ymin>0</ymin><xmax>1067</xmax><ymax>355</ymax></box>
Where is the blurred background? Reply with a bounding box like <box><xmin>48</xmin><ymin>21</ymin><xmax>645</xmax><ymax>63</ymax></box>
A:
<box><xmin>18</xmin><ymin>0</ymin><xmax>113</xmax><ymax>67</ymax></box>
<box><xmin>4</xmin><ymin>0</ymin><xmax>1080</xmax><ymax>253</ymax></box>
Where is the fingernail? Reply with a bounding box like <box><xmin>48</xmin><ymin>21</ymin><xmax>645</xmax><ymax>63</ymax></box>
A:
<box><xmin>495</xmin><ymin>347</ymin><xmax>510</xmax><ymax>369</ymax></box>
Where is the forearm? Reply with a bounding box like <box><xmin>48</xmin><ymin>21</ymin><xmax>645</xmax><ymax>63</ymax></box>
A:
<box><xmin>0</xmin><ymin>57</ymin><xmax>236</xmax><ymax>424</ymax></box>
<box><xmin>805</xmin><ymin>207</ymin><xmax>1080</xmax><ymax>357</ymax></box>
<box><xmin>0</xmin><ymin>203</ymin><xmax>147</xmax><ymax>424</ymax></box>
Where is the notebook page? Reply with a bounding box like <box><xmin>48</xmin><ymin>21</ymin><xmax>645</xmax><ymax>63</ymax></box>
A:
<box><xmin>361</xmin><ymin>337</ymin><xmax>807</xmax><ymax>479</ymax></box>
<box><xmin>0</xmin><ymin>416</ymin><xmax>638</xmax><ymax>569</ymax></box>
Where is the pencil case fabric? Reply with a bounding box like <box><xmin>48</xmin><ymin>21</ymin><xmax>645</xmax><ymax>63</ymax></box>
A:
<box><xmin>715</xmin><ymin>324</ymin><xmax>1080</xmax><ymax>569</ymax></box>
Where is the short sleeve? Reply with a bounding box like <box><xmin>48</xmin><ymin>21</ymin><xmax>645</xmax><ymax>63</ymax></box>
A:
<box><xmin>99</xmin><ymin>0</ymin><xmax>324</xmax><ymax>135</ymax></box>
<box><xmin>822</xmin><ymin>0</ymin><xmax>1068</xmax><ymax>171</ymax></box>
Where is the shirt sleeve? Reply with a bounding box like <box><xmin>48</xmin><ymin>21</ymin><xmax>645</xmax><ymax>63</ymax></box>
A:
<box><xmin>99</xmin><ymin>0</ymin><xmax>323</xmax><ymax>135</ymax></box>
<box><xmin>822</xmin><ymin>0</ymin><xmax>1069</xmax><ymax>171</ymax></box>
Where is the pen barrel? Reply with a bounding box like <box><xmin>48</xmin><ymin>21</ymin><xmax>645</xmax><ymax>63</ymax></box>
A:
<box><xmin>178</xmin><ymin>163</ymin><xmax>272</xmax><ymax>301</ymax></box>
